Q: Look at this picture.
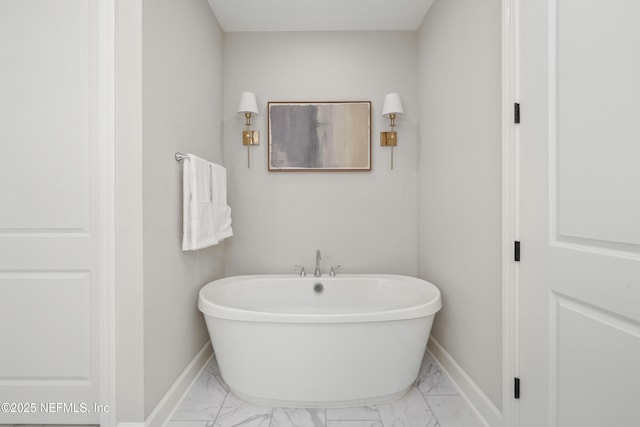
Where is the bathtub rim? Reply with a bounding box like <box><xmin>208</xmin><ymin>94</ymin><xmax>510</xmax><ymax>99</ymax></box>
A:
<box><xmin>198</xmin><ymin>274</ymin><xmax>442</xmax><ymax>324</ymax></box>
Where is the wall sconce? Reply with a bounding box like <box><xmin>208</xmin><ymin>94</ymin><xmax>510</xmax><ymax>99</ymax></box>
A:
<box><xmin>237</xmin><ymin>91</ymin><xmax>259</xmax><ymax>168</ymax></box>
<box><xmin>380</xmin><ymin>93</ymin><xmax>404</xmax><ymax>169</ymax></box>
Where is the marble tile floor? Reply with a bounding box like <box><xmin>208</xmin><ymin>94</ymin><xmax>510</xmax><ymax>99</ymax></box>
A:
<box><xmin>167</xmin><ymin>351</ymin><xmax>485</xmax><ymax>427</ymax></box>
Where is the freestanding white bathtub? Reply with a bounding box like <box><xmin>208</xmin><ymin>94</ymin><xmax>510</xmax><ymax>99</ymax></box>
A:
<box><xmin>198</xmin><ymin>274</ymin><xmax>442</xmax><ymax>407</ymax></box>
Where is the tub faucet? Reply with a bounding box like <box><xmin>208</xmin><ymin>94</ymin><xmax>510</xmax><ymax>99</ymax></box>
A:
<box><xmin>329</xmin><ymin>265</ymin><xmax>342</xmax><ymax>277</ymax></box>
<box><xmin>314</xmin><ymin>249</ymin><xmax>322</xmax><ymax>277</ymax></box>
<box><xmin>294</xmin><ymin>265</ymin><xmax>306</xmax><ymax>277</ymax></box>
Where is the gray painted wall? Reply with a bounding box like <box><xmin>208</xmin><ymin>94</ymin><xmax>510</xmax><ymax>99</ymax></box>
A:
<box><xmin>222</xmin><ymin>31</ymin><xmax>419</xmax><ymax>277</ymax></box>
<box><xmin>142</xmin><ymin>0</ymin><xmax>226</xmax><ymax>417</ymax></box>
<box><xmin>417</xmin><ymin>0</ymin><xmax>503</xmax><ymax>410</ymax></box>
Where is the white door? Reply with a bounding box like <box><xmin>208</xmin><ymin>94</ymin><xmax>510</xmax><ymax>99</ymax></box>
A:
<box><xmin>518</xmin><ymin>0</ymin><xmax>640</xmax><ymax>426</ymax></box>
<box><xmin>0</xmin><ymin>1</ymin><xmax>102</xmax><ymax>423</ymax></box>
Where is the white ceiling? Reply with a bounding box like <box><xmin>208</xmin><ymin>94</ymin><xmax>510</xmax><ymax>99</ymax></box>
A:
<box><xmin>207</xmin><ymin>0</ymin><xmax>435</xmax><ymax>32</ymax></box>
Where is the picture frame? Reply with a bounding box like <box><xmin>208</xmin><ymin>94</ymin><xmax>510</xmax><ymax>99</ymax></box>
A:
<box><xmin>268</xmin><ymin>101</ymin><xmax>371</xmax><ymax>171</ymax></box>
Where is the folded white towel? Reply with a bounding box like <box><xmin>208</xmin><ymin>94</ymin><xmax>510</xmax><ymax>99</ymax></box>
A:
<box><xmin>210</xmin><ymin>162</ymin><xmax>233</xmax><ymax>242</ymax></box>
<box><xmin>182</xmin><ymin>154</ymin><xmax>232</xmax><ymax>250</ymax></box>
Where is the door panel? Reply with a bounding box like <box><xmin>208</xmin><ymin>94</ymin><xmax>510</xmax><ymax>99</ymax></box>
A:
<box><xmin>555</xmin><ymin>0</ymin><xmax>640</xmax><ymax>248</ymax></box>
<box><xmin>0</xmin><ymin>0</ymin><xmax>92</xmax><ymax>233</ymax></box>
<box><xmin>551</xmin><ymin>293</ymin><xmax>640</xmax><ymax>427</ymax></box>
<box><xmin>519</xmin><ymin>0</ymin><xmax>640</xmax><ymax>426</ymax></box>
<box><xmin>0</xmin><ymin>273</ymin><xmax>91</xmax><ymax>379</ymax></box>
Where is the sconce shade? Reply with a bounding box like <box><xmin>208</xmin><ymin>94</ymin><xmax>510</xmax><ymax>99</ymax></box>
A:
<box><xmin>382</xmin><ymin>93</ymin><xmax>404</xmax><ymax>116</ymax></box>
<box><xmin>237</xmin><ymin>91</ymin><xmax>259</xmax><ymax>114</ymax></box>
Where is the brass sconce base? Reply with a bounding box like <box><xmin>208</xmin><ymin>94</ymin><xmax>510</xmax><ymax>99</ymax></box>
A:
<box><xmin>242</xmin><ymin>131</ymin><xmax>260</xmax><ymax>146</ymax></box>
<box><xmin>380</xmin><ymin>131</ymin><xmax>397</xmax><ymax>147</ymax></box>
<box><xmin>242</xmin><ymin>131</ymin><xmax>259</xmax><ymax>168</ymax></box>
<box><xmin>381</xmin><ymin>131</ymin><xmax>397</xmax><ymax>170</ymax></box>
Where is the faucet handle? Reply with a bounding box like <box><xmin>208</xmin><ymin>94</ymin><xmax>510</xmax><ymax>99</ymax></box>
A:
<box><xmin>294</xmin><ymin>265</ymin><xmax>306</xmax><ymax>277</ymax></box>
<box><xmin>329</xmin><ymin>265</ymin><xmax>342</xmax><ymax>277</ymax></box>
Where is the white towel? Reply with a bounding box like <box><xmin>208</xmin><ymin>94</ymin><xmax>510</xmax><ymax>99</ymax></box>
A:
<box><xmin>210</xmin><ymin>162</ymin><xmax>233</xmax><ymax>242</ymax></box>
<box><xmin>182</xmin><ymin>154</ymin><xmax>233</xmax><ymax>250</ymax></box>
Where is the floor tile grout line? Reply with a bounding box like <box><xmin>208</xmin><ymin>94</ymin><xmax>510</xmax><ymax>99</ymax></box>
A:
<box><xmin>371</xmin><ymin>404</ymin><xmax>384</xmax><ymax>425</ymax></box>
<box><xmin>266</xmin><ymin>406</ymin><xmax>274</xmax><ymax>427</ymax></box>
<box><xmin>422</xmin><ymin>392</ymin><xmax>460</xmax><ymax>396</ymax></box>
<box><xmin>326</xmin><ymin>406</ymin><xmax>382</xmax><ymax>423</ymax></box>
<box><xmin>211</xmin><ymin>390</ymin><xmax>230</xmax><ymax>425</ymax></box>
<box><xmin>420</xmin><ymin>392</ymin><xmax>441</xmax><ymax>427</ymax></box>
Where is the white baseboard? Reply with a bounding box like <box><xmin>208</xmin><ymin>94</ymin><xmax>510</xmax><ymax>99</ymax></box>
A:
<box><xmin>144</xmin><ymin>341</ymin><xmax>213</xmax><ymax>427</ymax></box>
<box><xmin>427</xmin><ymin>336</ymin><xmax>502</xmax><ymax>427</ymax></box>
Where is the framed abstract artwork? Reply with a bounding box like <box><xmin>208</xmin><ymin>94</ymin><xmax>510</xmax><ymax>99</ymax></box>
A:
<box><xmin>268</xmin><ymin>101</ymin><xmax>371</xmax><ymax>171</ymax></box>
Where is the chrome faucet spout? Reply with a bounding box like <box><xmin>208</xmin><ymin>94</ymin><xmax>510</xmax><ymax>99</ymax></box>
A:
<box><xmin>314</xmin><ymin>249</ymin><xmax>322</xmax><ymax>277</ymax></box>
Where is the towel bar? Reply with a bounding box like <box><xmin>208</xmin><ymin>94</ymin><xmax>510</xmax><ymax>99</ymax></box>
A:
<box><xmin>175</xmin><ymin>152</ymin><xmax>188</xmax><ymax>161</ymax></box>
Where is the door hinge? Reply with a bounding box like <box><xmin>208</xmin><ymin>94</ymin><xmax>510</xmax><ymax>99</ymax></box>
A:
<box><xmin>514</xmin><ymin>103</ymin><xmax>520</xmax><ymax>124</ymax></box>
<box><xmin>514</xmin><ymin>241</ymin><xmax>521</xmax><ymax>262</ymax></box>
<box><xmin>514</xmin><ymin>377</ymin><xmax>520</xmax><ymax>399</ymax></box>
